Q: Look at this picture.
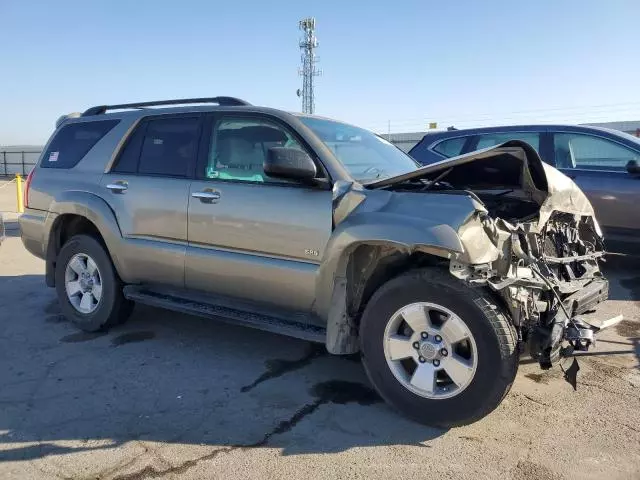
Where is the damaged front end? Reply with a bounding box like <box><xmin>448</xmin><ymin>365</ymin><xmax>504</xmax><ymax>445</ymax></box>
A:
<box><xmin>369</xmin><ymin>140</ymin><xmax>621</xmax><ymax>370</ymax></box>
<box><xmin>444</xmin><ymin>145</ymin><xmax>619</xmax><ymax>369</ymax></box>
<box><xmin>453</xmin><ymin>209</ymin><xmax>611</xmax><ymax>369</ymax></box>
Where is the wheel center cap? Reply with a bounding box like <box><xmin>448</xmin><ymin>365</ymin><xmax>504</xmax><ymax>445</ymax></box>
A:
<box><xmin>419</xmin><ymin>342</ymin><xmax>437</xmax><ymax>360</ymax></box>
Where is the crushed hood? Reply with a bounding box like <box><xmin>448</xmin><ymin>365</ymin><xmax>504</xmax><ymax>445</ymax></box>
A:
<box><xmin>366</xmin><ymin>140</ymin><xmax>595</xmax><ymax>226</ymax></box>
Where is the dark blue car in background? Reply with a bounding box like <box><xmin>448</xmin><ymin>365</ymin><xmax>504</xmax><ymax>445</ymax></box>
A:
<box><xmin>409</xmin><ymin>124</ymin><xmax>640</xmax><ymax>253</ymax></box>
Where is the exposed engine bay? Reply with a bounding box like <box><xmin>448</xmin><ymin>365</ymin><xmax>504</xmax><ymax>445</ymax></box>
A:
<box><xmin>367</xmin><ymin>140</ymin><xmax>622</xmax><ymax>370</ymax></box>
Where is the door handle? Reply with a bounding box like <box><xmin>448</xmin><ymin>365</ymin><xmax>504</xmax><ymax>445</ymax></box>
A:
<box><xmin>106</xmin><ymin>182</ymin><xmax>128</xmax><ymax>193</ymax></box>
<box><xmin>192</xmin><ymin>191</ymin><xmax>221</xmax><ymax>203</ymax></box>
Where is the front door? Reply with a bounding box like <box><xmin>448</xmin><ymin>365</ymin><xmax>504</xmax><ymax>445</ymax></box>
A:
<box><xmin>551</xmin><ymin>131</ymin><xmax>640</xmax><ymax>249</ymax></box>
<box><xmin>100</xmin><ymin>114</ymin><xmax>202</xmax><ymax>287</ymax></box>
<box><xmin>186</xmin><ymin>113</ymin><xmax>332</xmax><ymax>311</ymax></box>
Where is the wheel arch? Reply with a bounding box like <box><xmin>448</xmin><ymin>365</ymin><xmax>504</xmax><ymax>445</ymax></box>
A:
<box><xmin>316</xmin><ymin>222</ymin><xmax>464</xmax><ymax>355</ymax></box>
<box><xmin>44</xmin><ymin>192</ymin><xmax>125</xmax><ymax>287</ymax></box>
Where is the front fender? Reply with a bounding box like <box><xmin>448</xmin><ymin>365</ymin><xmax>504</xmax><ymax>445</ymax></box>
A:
<box><xmin>314</xmin><ymin>212</ymin><xmax>464</xmax><ymax>321</ymax></box>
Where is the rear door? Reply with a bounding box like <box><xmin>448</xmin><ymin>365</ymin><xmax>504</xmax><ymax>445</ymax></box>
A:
<box><xmin>100</xmin><ymin>114</ymin><xmax>202</xmax><ymax>287</ymax></box>
<box><xmin>550</xmin><ymin>131</ymin><xmax>640</xmax><ymax>247</ymax></box>
<box><xmin>186</xmin><ymin>113</ymin><xmax>332</xmax><ymax>311</ymax></box>
<box><xmin>466</xmin><ymin>129</ymin><xmax>559</xmax><ymax>165</ymax></box>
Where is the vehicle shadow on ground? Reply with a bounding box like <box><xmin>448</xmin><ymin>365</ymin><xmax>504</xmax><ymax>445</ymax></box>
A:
<box><xmin>602</xmin><ymin>253</ymin><xmax>640</xmax><ymax>302</ymax></box>
<box><xmin>0</xmin><ymin>275</ymin><xmax>445</xmax><ymax>465</ymax></box>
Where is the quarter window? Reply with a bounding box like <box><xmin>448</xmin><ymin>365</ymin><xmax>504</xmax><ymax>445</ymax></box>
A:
<box><xmin>433</xmin><ymin>137</ymin><xmax>467</xmax><ymax>158</ymax></box>
<box><xmin>554</xmin><ymin>133</ymin><xmax>640</xmax><ymax>170</ymax></box>
<box><xmin>41</xmin><ymin>120</ymin><xmax>119</xmax><ymax>169</ymax></box>
<box><xmin>205</xmin><ymin>117</ymin><xmax>307</xmax><ymax>183</ymax></box>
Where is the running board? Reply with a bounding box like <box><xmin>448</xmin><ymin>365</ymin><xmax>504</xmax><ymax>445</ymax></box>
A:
<box><xmin>122</xmin><ymin>286</ymin><xmax>326</xmax><ymax>343</ymax></box>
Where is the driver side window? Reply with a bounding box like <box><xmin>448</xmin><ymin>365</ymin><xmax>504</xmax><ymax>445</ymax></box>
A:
<box><xmin>205</xmin><ymin>117</ymin><xmax>306</xmax><ymax>183</ymax></box>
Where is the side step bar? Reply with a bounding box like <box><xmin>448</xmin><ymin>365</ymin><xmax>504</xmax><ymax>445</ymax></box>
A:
<box><xmin>123</xmin><ymin>286</ymin><xmax>326</xmax><ymax>343</ymax></box>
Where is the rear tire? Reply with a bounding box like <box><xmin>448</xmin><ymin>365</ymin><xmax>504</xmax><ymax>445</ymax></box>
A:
<box><xmin>359</xmin><ymin>267</ymin><xmax>518</xmax><ymax>427</ymax></box>
<box><xmin>55</xmin><ymin>234</ymin><xmax>133</xmax><ymax>332</ymax></box>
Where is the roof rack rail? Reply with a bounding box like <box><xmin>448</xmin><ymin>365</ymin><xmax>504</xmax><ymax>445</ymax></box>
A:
<box><xmin>82</xmin><ymin>97</ymin><xmax>252</xmax><ymax>116</ymax></box>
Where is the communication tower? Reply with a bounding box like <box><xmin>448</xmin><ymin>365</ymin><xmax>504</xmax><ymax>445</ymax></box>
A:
<box><xmin>297</xmin><ymin>18</ymin><xmax>321</xmax><ymax>114</ymax></box>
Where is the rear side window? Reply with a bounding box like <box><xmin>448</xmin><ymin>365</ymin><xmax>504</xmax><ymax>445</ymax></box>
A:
<box><xmin>113</xmin><ymin>116</ymin><xmax>201</xmax><ymax>177</ymax></box>
<box><xmin>476</xmin><ymin>132</ymin><xmax>541</xmax><ymax>152</ymax></box>
<box><xmin>41</xmin><ymin>120</ymin><xmax>119</xmax><ymax>169</ymax></box>
<box><xmin>433</xmin><ymin>137</ymin><xmax>467</xmax><ymax>157</ymax></box>
<box><xmin>113</xmin><ymin>123</ymin><xmax>147</xmax><ymax>174</ymax></box>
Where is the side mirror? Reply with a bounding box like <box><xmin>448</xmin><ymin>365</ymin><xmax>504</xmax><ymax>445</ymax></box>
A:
<box><xmin>626</xmin><ymin>159</ymin><xmax>640</xmax><ymax>175</ymax></box>
<box><xmin>264</xmin><ymin>147</ymin><xmax>317</xmax><ymax>182</ymax></box>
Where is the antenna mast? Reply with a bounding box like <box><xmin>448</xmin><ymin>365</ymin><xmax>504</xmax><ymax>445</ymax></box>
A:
<box><xmin>298</xmin><ymin>17</ymin><xmax>321</xmax><ymax>114</ymax></box>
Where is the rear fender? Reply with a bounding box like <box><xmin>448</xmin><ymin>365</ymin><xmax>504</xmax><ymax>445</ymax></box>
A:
<box><xmin>45</xmin><ymin>191</ymin><xmax>128</xmax><ymax>282</ymax></box>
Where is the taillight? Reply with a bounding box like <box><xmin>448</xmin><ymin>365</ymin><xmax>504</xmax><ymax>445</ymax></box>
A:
<box><xmin>24</xmin><ymin>170</ymin><xmax>34</xmax><ymax>209</ymax></box>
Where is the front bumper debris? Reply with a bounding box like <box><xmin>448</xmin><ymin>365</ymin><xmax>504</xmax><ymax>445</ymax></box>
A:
<box><xmin>564</xmin><ymin>313</ymin><xmax>624</xmax><ymax>352</ymax></box>
<box><xmin>563</xmin><ymin>278</ymin><xmax>609</xmax><ymax>316</ymax></box>
<box><xmin>452</xmin><ymin>207</ymin><xmax>612</xmax><ymax>372</ymax></box>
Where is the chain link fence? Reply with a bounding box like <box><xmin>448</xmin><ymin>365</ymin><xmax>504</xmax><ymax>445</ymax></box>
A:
<box><xmin>1</xmin><ymin>150</ymin><xmax>41</xmax><ymax>177</ymax></box>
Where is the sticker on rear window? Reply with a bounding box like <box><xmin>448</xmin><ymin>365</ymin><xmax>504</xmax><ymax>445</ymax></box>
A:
<box><xmin>48</xmin><ymin>151</ymin><xmax>59</xmax><ymax>162</ymax></box>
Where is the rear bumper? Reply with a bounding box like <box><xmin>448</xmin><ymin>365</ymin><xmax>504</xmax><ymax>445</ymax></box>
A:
<box><xmin>564</xmin><ymin>277</ymin><xmax>609</xmax><ymax>315</ymax></box>
<box><xmin>18</xmin><ymin>208</ymin><xmax>48</xmax><ymax>260</ymax></box>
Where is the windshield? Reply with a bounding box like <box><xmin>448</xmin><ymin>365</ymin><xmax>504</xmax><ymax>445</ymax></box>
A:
<box><xmin>298</xmin><ymin>116</ymin><xmax>419</xmax><ymax>181</ymax></box>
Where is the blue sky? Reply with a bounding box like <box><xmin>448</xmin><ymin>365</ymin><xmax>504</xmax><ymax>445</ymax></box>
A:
<box><xmin>1</xmin><ymin>0</ymin><xmax>639</xmax><ymax>144</ymax></box>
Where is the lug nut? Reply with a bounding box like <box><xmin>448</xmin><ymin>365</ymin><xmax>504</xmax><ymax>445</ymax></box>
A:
<box><xmin>441</xmin><ymin>348</ymin><xmax>448</xmax><ymax>357</ymax></box>
<box><xmin>419</xmin><ymin>356</ymin><xmax>426</xmax><ymax>363</ymax></box>
<box><xmin>435</xmin><ymin>335</ymin><xmax>442</xmax><ymax>342</ymax></box>
<box><xmin>420</xmin><ymin>332</ymin><xmax>428</xmax><ymax>339</ymax></box>
<box><xmin>413</xmin><ymin>342</ymin><xmax>420</xmax><ymax>350</ymax></box>
<box><xmin>433</xmin><ymin>359</ymin><xmax>440</xmax><ymax>367</ymax></box>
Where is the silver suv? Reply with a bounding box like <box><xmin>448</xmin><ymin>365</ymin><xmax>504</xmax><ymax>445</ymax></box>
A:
<box><xmin>20</xmin><ymin>97</ymin><xmax>616</xmax><ymax>427</ymax></box>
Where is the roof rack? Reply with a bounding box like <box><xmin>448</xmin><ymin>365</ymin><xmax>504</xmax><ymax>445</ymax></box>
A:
<box><xmin>82</xmin><ymin>97</ymin><xmax>252</xmax><ymax>116</ymax></box>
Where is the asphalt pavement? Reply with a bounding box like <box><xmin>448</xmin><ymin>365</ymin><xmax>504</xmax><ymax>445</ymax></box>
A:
<box><xmin>1</xmin><ymin>183</ymin><xmax>639</xmax><ymax>480</ymax></box>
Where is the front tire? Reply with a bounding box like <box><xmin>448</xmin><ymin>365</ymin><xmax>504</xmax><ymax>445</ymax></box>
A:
<box><xmin>55</xmin><ymin>235</ymin><xmax>133</xmax><ymax>332</ymax></box>
<box><xmin>360</xmin><ymin>268</ymin><xmax>518</xmax><ymax>427</ymax></box>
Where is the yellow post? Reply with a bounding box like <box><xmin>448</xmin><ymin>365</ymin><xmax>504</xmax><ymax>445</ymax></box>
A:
<box><xmin>15</xmin><ymin>174</ymin><xmax>24</xmax><ymax>213</ymax></box>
